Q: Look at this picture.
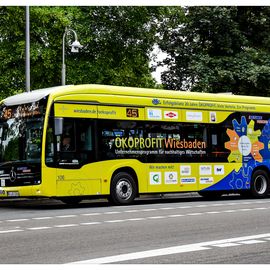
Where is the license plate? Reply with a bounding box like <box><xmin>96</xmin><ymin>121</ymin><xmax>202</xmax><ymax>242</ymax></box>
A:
<box><xmin>1</xmin><ymin>179</ymin><xmax>5</xmax><ymax>187</ymax></box>
<box><xmin>7</xmin><ymin>191</ymin><xmax>19</xmax><ymax>197</ymax></box>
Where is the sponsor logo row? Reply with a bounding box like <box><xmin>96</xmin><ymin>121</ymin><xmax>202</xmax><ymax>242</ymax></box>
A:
<box><xmin>149</xmin><ymin>165</ymin><xmax>224</xmax><ymax>185</ymax></box>
<box><xmin>147</xmin><ymin>109</ymin><xmax>217</xmax><ymax>123</ymax></box>
<box><xmin>181</xmin><ymin>165</ymin><xmax>224</xmax><ymax>176</ymax></box>
<box><xmin>149</xmin><ymin>172</ymin><xmax>214</xmax><ymax>185</ymax></box>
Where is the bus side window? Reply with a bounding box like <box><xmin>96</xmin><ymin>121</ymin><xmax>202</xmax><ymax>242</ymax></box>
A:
<box><xmin>80</xmin><ymin>126</ymin><xmax>93</xmax><ymax>151</ymax></box>
<box><xmin>76</xmin><ymin>120</ymin><xmax>95</xmax><ymax>163</ymax></box>
<box><xmin>61</xmin><ymin>120</ymin><xmax>75</xmax><ymax>152</ymax></box>
<box><xmin>209</xmin><ymin>126</ymin><xmax>230</xmax><ymax>161</ymax></box>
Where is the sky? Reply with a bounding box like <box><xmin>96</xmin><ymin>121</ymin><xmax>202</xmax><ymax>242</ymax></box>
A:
<box><xmin>150</xmin><ymin>45</ymin><xmax>168</xmax><ymax>84</ymax></box>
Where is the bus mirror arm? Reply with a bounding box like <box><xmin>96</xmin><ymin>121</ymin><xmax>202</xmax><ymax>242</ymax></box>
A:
<box><xmin>54</xmin><ymin>117</ymin><xmax>63</xmax><ymax>136</ymax></box>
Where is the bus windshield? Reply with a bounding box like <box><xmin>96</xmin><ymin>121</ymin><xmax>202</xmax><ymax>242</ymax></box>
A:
<box><xmin>0</xmin><ymin>102</ymin><xmax>46</xmax><ymax>163</ymax></box>
<box><xmin>0</xmin><ymin>118</ymin><xmax>43</xmax><ymax>162</ymax></box>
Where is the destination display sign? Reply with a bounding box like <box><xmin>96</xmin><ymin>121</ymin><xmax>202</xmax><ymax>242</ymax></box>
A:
<box><xmin>1</xmin><ymin>102</ymin><xmax>43</xmax><ymax>120</ymax></box>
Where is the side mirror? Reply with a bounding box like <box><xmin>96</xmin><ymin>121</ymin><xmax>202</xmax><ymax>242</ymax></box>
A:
<box><xmin>54</xmin><ymin>118</ymin><xmax>63</xmax><ymax>136</ymax></box>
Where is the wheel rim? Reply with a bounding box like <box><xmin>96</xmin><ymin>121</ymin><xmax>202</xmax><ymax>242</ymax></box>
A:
<box><xmin>254</xmin><ymin>174</ymin><xmax>267</xmax><ymax>195</ymax></box>
<box><xmin>116</xmin><ymin>179</ymin><xmax>132</xmax><ymax>200</ymax></box>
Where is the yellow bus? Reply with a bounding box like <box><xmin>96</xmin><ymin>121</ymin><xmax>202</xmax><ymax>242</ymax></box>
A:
<box><xmin>0</xmin><ymin>84</ymin><xmax>270</xmax><ymax>204</ymax></box>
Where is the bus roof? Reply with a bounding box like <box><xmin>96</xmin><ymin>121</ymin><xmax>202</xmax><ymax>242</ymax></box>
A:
<box><xmin>1</xmin><ymin>86</ymin><xmax>67</xmax><ymax>106</ymax></box>
<box><xmin>1</xmin><ymin>84</ymin><xmax>270</xmax><ymax>106</ymax></box>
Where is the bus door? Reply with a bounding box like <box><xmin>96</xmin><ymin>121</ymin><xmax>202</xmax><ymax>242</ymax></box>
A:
<box><xmin>55</xmin><ymin>118</ymin><xmax>101</xmax><ymax>196</ymax></box>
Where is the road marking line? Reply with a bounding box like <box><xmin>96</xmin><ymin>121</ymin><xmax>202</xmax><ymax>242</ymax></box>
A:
<box><xmin>105</xmin><ymin>220</ymin><xmax>125</xmax><ymax>223</ymax></box>
<box><xmin>211</xmin><ymin>243</ymin><xmax>241</xmax><ymax>248</ymax></box>
<box><xmin>1</xmin><ymin>200</ymin><xmax>270</xmax><ymax>224</ymax></box>
<box><xmin>2</xmin><ymin>201</ymin><xmax>270</xmax><ymax>228</ymax></box>
<box><xmin>28</xmin><ymin>227</ymin><xmax>51</xmax><ymax>230</ymax></box>
<box><xmin>147</xmin><ymin>216</ymin><xmax>166</xmax><ymax>219</ymax></box>
<box><xmin>32</xmin><ymin>217</ymin><xmax>53</xmax><ymax>220</ymax></box>
<box><xmin>126</xmin><ymin>218</ymin><xmax>145</xmax><ymax>221</ymax></box>
<box><xmin>80</xmin><ymin>222</ymin><xmax>101</xmax><ymax>225</ymax></box>
<box><xmin>56</xmin><ymin>215</ymin><xmax>77</xmax><ymax>218</ymax></box>
<box><xmin>71</xmin><ymin>245</ymin><xmax>210</xmax><ymax>264</ymax></box>
<box><xmin>238</xmin><ymin>240</ymin><xmax>266</xmax><ymax>244</ymax></box>
<box><xmin>81</xmin><ymin>213</ymin><xmax>101</xmax><ymax>216</ymax></box>
<box><xmin>2</xmin><ymin>204</ymin><xmax>268</xmax><ymax>234</ymax></box>
<box><xmin>54</xmin><ymin>224</ymin><xmax>78</xmax><ymax>228</ymax></box>
<box><xmin>168</xmin><ymin>214</ymin><xmax>184</xmax><ymax>218</ymax></box>
<box><xmin>0</xmin><ymin>229</ymin><xmax>24</xmax><ymax>234</ymax></box>
<box><xmin>69</xmin><ymin>232</ymin><xmax>270</xmax><ymax>264</ymax></box>
<box><xmin>6</xmin><ymin>219</ymin><xmax>29</xmax><ymax>222</ymax></box>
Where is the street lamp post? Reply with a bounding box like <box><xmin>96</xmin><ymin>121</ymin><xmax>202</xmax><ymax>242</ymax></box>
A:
<box><xmin>62</xmin><ymin>27</ymin><xmax>83</xmax><ymax>86</ymax></box>
<box><xmin>25</xmin><ymin>6</ymin><xmax>30</xmax><ymax>92</ymax></box>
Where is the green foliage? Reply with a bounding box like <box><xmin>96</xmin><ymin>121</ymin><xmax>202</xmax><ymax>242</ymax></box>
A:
<box><xmin>0</xmin><ymin>6</ymin><xmax>74</xmax><ymax>99</ymax></box>
<box><xmin>67</xmin><ymin>6</ymin><xmax>166</xmax><ymax>88</ymax></box>
<box><xmin>0</xmin><ymin>6</ymin><xmax>166</xmax><ymax>99</ymax></box>
<box><xmin>4</xmin><ymin>6</ymin><xmax>269</xmax><ymax>98</ymax></box>
<box><xmin>159</xmin><ymin>6</ymin><xmax>270</xmax><ymax>96</ymax></box>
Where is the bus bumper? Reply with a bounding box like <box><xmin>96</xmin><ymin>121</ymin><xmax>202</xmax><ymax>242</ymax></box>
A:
<box><xmin>0</xmin><ymin>185</ymin><xmax>42</xmax><ymax>199</ymax></box>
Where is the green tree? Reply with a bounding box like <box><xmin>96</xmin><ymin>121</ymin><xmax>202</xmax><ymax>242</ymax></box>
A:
<box><xmin>69</xmin><ymin>6</ymin><xmax>164</xmax><ymax>87</ymax></box>
<box><xmin>0</xmin><ymin>6</ymin><xmax>166</xmax><ymax>100</ymax></box>
<box><xmin>0</xmin><ymin>6</ymin><xmax>74</xmax><ymax>99</ymax></box>
<box><xmin>0</xmin><ymin>7</ymin><xmax>26</xmax><ymax>98</ymax></box>
<box><xmin>159</xmin><ymin>6</ymin><xmax>270</xmax><ymax>96</ymax></box>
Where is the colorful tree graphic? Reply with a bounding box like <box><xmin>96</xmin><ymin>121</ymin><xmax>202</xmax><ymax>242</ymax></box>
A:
<box><xmin>205</xmin><ymin>116</ymin><xmax>266</xmax><ymax>191</ymax></box>
<box><xmin>225</xmin><ymin>116</ymin><xmax>264</xmax><ymax>163</ymax></box>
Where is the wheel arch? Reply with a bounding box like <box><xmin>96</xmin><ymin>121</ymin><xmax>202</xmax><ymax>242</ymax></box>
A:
<box><xmin>111</xmin><ymin>167</ymin><xmax>139</xmax><ymax>196</ymax></box>
<box><xmin>249</xmin><ymin>165</ymin><xmax>270</xmax><ymax>198</ymax></box>
<box><xmin>251</xmin><ymin>165</ymin><xmax>270</xmax><ymax>180</ymax></box>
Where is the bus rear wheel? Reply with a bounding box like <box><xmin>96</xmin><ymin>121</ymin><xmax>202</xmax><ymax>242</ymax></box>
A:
<box><xmin>250</xmin><ymin>170</ymin><xmax>270</xmax><ymax>198</ymax></box>
<box><xmin>110</xmin><ymin>172</ymin><xmax>137</xmax><ymax>205</ymax></box>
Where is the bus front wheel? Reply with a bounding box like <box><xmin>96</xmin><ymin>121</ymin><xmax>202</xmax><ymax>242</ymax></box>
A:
<box><xmin>110</xmin><ymin>172</ymin><xmax>137</xmax><ymax>205</ymax></box>
<box><xmin>250</xmin><ymin>170</ymin><xmax>270</xmax><ymax>198</ymax></box>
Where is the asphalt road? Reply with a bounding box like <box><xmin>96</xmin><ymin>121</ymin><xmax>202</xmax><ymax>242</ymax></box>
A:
<box><xmin>1</xmin><ymin>193</ymin><xmax>270</xmax><ymax>264</ymax></box>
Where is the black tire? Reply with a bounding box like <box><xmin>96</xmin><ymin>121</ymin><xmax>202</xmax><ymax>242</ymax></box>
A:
<box><xmin>250</xmin><ymin>170</ymin><xmax>270</xmax><ymax>198</ymax></box>
<box><xmin>60</xmin><ymin>197</ymin><xmax>82</xmax><ymax>205</ymax></box>
<box><xmin>198</xmin><ymin>191</ymin><xmax>223</xmax><ymax>200</ymax></box>
<box><xmin>110</xmin><ymin>172</ymin><xmax>137</xmax><ymax>205</ymax></box>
